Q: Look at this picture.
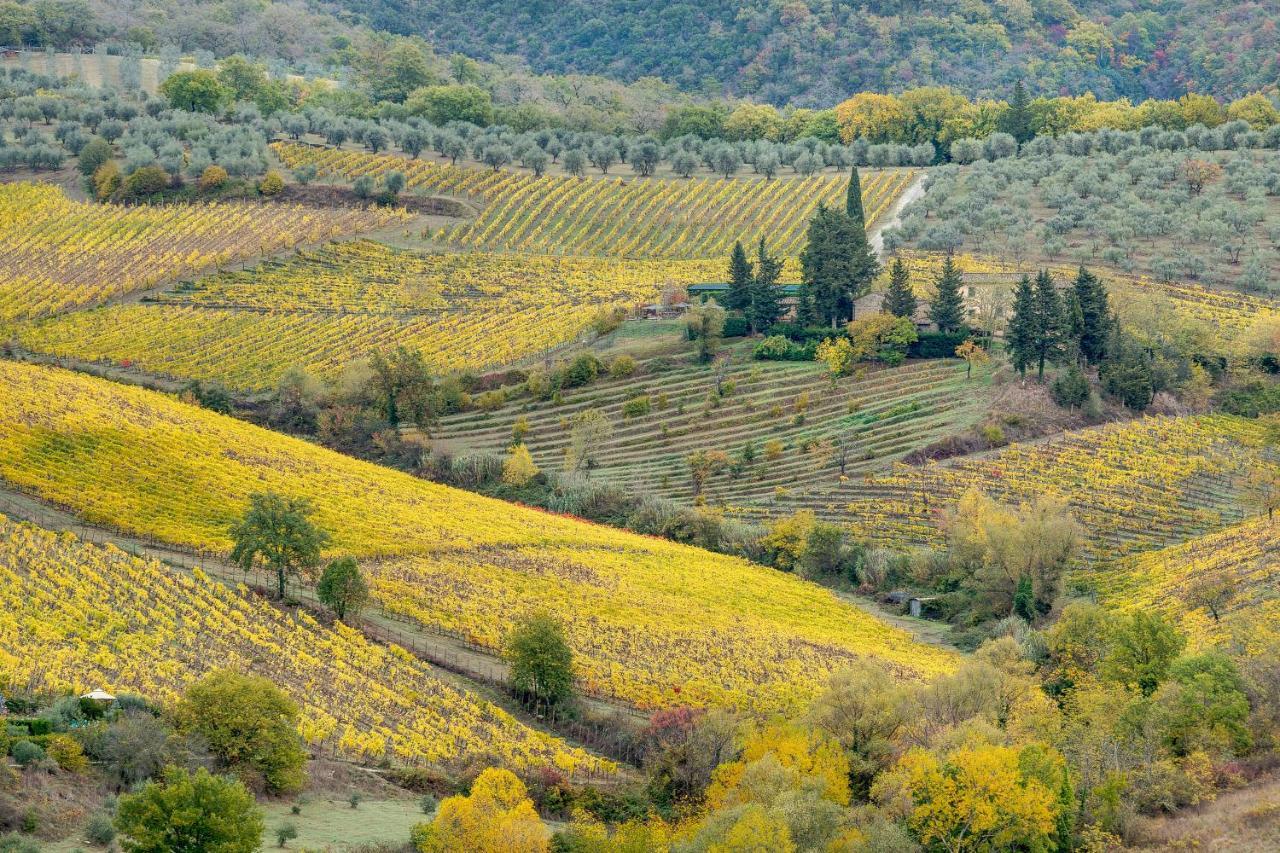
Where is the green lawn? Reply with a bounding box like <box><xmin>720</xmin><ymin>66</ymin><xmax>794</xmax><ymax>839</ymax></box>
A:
<box><xmin>261</xmin><ymin>798</ymin><xmax>429</xmax><ymax>850</ymax></box>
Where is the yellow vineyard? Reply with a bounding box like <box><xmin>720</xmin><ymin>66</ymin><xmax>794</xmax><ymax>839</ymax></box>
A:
<box><xmin>1081</xmin><ymin>516</ymin><xmax>1280</xmax><ymax>653</ymax></box>
<box><xmin>0</xmin><ymin>362</ymin><xmax>956</xmax><ymax>712</ymax></box>
<box><xmin>794</xmin><ymin>415</ymin><xmax>1273</xmax><ymax>557</ymax></box>
<box><xmin>273</xmin><ymin>142</ymin><xmax>915</xmax><ymax>259</ymax></box>
<box><xmin>0</xmin><ymin>515</ymin><xmax>611</xmax><ymax>776</ymax></box>
<box><xmin>17</xmin><ymin>243</ymin><xmax>727</xmax><ymax>387</ymax></box>
<box><xmin>0</xmin><ymin>182</ymin><xmax>407</xmax><ymax>324</ymax></box>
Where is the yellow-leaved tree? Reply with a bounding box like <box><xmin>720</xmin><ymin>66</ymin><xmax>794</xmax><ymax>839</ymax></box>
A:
<box><xmin>412</xmin><ymin>767</ymin><xmax>547</xmax><ymax>853</ymax></box>
<box><xmin>503</xmin><ymin>443</ymin><xmax>540</xmax><ymax>487</ymax></box>
<box><xmin>872</xmin><ymin>743</ymin><xmax>1063</xmax><ymax>853</ymax></box>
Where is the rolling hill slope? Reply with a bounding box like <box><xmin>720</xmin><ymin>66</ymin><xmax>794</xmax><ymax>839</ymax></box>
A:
<box><xmin>0</xmin><ymin>514</ymin><xmax>609</xmax><ymax>775</ymax></box>
<box><xmin>0</xmin><ymin>361</ymin><xmax>956</xmax><ymax>712</ymax></box>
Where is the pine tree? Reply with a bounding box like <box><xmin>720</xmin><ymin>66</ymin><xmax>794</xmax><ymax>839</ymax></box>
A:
<box><xmin>1033</xmin><ymin>269</ymin><xmax>1065</xmax><ymax>379</ymax></box>
<box><xmin>725</xmin><ymin>240</ymin><xmax>754</xmax><ymax>312</ymax></box>
<box><xmin>1007</xmin><ymin>274</ymin><xmax>1037</xmax><ymax>377</ymax></box>
<box><xmin>929</xmin><ymin>255</ymin><xmax>965</xmax><ymax>333</ymax></box>
<box><xmin>884</xmin><ymin>257</ymin><xmax>917</xmax><ymax>318</ymax></box>
<box><xmin>846</xmin><ymin>164</ymin><xmax>865</xmax><ymax>230</ymax></box>
<box><xmin>1001</xmin><ymin>80</ymin><xmax>1033</xmax><ymax>145</ymax></box>
<box><xmin>749</xmin><ymin>237</ymin><xmax>784</xmax><ymax>333</ymax></box>
<box><xmin>1073</xmin><ymin>265</ymin><xmax>1111</xmax><ymax>365</ymax></box>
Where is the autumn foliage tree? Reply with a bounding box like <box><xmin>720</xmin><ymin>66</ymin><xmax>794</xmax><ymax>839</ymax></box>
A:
<box><xmin>412</xmin><ymin>767</ymin><xmax>547</xmax><ymax>853</ymax></box>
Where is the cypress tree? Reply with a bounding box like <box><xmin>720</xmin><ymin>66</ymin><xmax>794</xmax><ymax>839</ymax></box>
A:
<box><xmin>884</xmin><ymin>256</ymin><xmax>917</xmax><ymax>318</ymax></box>
<box><xmin>1002</xmin><ymin>80</ymin><xmax>1033</xmax><ymax>145</ymax></box>
<box><xmin>725</xmin><ymin>240</ymin><xmax>754</xmax><ymax>312</ymax></box>
<box><xmin>929</xmin><ymin>255</ymin><xmax>965</xmax><ymax>333</ymax></box>
<box><xmin>846</xmin><ymin>164</ymin><xmax>865</xmax><ymax>230</ymax></box>
<box><xmin>1033</xmin><ymin>269</ymin><xmax>1065</xmax><ymax>379</ymax></box>
<box><xmin>1007</xmin><ymin>274</ymin><xmax>1037</xmax><ymax>377</ymax></box>
<box><xmin>1073</xmin><ymin>265</ymin><xmax>1111</xmax><ymax>365</ymax></box>
<box><xmin>749</xmin><ymin>237</ymin><xmax>783</xmax><ymax>333</ymax></box>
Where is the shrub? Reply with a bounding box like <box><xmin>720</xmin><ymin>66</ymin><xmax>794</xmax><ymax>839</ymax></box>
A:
<box><xmin>198</xmin><ymin>164</ymin><xmax>229</xmax><ymax>192</ymax></box>
<box><xmin>502</xmin><ymin>444</ymin><xmax>539</xmax><ymax>487</ymax></box>
<box><xmin>275</xmin><ymin>822</ymin><xmax>298</xmax><ymax>847</ymax></box>
<box><xmin>92</xmin><ymin>161</ymin><xmax>121</xmax><ymax>201</ymax></box>
<box><xmin>121</xmin><ymin>165</ymin><xmax>170</xmax><ymax>199</ymax></box>
<box><xmin>47</xmin><ymin>734</ymin><xmax>88</xmax><ymax>772</ymax></box>
<box><xmin>909</xmin><ymin>330</ymin><xmax>970</xmax><ymax>359</ymax></box>
<box><xmin>722</xmin><ymin>314</ymin><xmax>750</xmax><ymax>338</ymax></box>
<box><xmin>11</xmin><ymin>740</ymin><xmax>43</xmax><ymax>768</ymax></box>
<box><xmin>607</xmin><ymin>355</ymin><xmax>636</xmax><ymax>379</ymax></box>
<box><xmin>258</xmin><ymin>170</ymin><xmax>285</xmax><ymax>196</ymax></box>
<box><xmin>84</xmin><ymin>813</ymin><xmax>115</xmax><ymax>845</ymax></box>
<box><xmin>1050</xmin><ymin>366</ymin><xmax>1090</xmax><ymax>409</ymax></box>
<box><xmin>622</xmin><ymin>395</ymin><xmax>651</xmax><ymax>418</ymax></box>
<box><xmin>560</xmin><ymin>353</ymin><xmax>602</xmax><ymax>388</ymax></box>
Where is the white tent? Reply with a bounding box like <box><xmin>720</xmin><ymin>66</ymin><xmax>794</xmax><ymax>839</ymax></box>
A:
<box><xmin>79</xmin><ymin>689</ymin><xmax>116</xmax><ymax>702</ymax></box>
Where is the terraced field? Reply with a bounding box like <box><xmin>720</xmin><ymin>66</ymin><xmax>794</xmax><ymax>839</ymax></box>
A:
<box><xmin>16</xmin><ymin>242</ymin><xmax>727</xmax><ymax>388</ymax></box>
<box><xmin>0</xmin><ymin>361</ymin><xmax>956</xmax><ymax>713</ymax></box>
<box><xmin>0</xmin><ymin>514</ymin><xmax>609</xmax><ymax>776</ymax></box>
<box><xmin>438</xmin><ymin>343</ymin><xmax>987</xmax><ymax>507</ymax></box>
<box><xmin>273</xmin><ymin>142</ymin><xmax>916</xmax><ymax>259</ymax></box>
<box><xmin>773</xmin><ymin>415</ymin><xmax>1273</xmax><ymax>559</ymax></box>
<box><xmin>1079</xmin><ymin>515</ymin><xmax>1280</xmax><ymax>652</ymax></box>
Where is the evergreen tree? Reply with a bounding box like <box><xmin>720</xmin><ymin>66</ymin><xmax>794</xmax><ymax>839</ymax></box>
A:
<box><xmin>795</xmin><ymin>282</ymin><xmax>817</xmax><ymax>327</ymax></box>
<box><xmin>725</xmin><ymin>240</ymin><xmax>754</xmax><ymax>312</ymax></box>
<box><xmin>1033</xmin><ymin>269</ymin><xmax>1065</xmax><ymax>379</ymax></box>
<box><xmin>749</xmin><ymin>237</ymin><xmax>784</xmax><ymax>333</ymax></box>
<box><xmin>800</xmin><ymin>204</ymin><xmax>879</xmax><ymax>327</ymax></box>
<box><xmin>1000</xmin><ymin>80</ymin><xmax>1033</xmax><ymax>145</ymax></box>
<box><xmin>1073</xmin><ymin>266</ymin><xmax>1111</xmax><ymax>365</ymax></box>
<box><xmin>1007</xmin><ymin>274</ymin><xmax>1037</xmax><ymax>377</ymax></box>
<box><xmin>884</xmin><ymin>256</ymin><xmax>917</xmax><ymax>318</ymax></box>
<box><xmin>846</xmin><ymin>164</ymin><xmax>865</xmax><ymax>230</ymax></box>
<box><xmin>929</xmin><ymin>255</ymin><xmax>965</xmax><ymax>333</ymax></box>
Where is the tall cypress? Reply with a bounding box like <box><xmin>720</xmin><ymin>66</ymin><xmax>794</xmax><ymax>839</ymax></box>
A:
<box><xmin>1002</xmin><ymin>80</ymin><xmax>1033</xmax><ymax>145</ymax></box>
<box><xmin>725</xmin><ymin>240</ymin><xmax>754</xmax><ymax>312</ymax></box>
<box><xmin>884</xmin><ymin>256</ymin><xmax>917</xmax><ymax>318</ymax></box>
<box><xmin>749</xmin><ymin>237</ymin><xmax>783</xmax><ymax>334</ymax></box>
<box><xmin>1073</xmin><ymin>265</ymin><xmax>1111</xmax><ymax>365</ymax></box>
<box><xmin>846</xmin><ymin>164</ymin><xmax>866</xmax><ymax>230</ymax></box>
<box><xmin>795</xmin><ymin>282</ymin><xmax>817</xmax><ymax>327</ymax></box>
<box><xmin>1007</xmin><ymin>274</ymin><xmax>1037</xmax><ymax>377</ymax></box>
<box><xmin>929</xmin><ymin>255</ymin><xmax>965</xmax><ymax>333</ymax></box>
<box><xmin>1033</xmin><ymin>269</ymin><xmax>1065</xmax><ymax>379</ymax></box>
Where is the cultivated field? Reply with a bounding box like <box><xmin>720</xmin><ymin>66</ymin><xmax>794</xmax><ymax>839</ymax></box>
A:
<box><xmin>0</xmin><ymin>183</ymin><xmax>406</xmax><ymax>324</ymax></box>
<box><xmin>0</xmin><ymin>362</ymin><xmax>956</xmax><ymax>712</ymax></box>
<box><xmin>273</xmin><ymin>142</ymin><xmax>916</xmax><ymax>259</ymax></box>
<box><xmin>437</xmin><ymin>338</ymin><xmax>988</xmax><ymax>506</ymax></box>
<box><xmin>16</xmin><ymin>242</ymin><xmax>726</xmax><ymax>387</ymax></box>
<box><xmin>0</xmin><ymin>515</ymin><xmax>609</xmax><ymax>775</ymax></box>
<box><xmin>799</xmin><ymin>415</ymin><xmax>1274</xmax><ymax>558</ymax></box>
<box><xmin>1082</xmin><ymin>514</ymin><xmax>1280</xmax><ymax>652</ymax></box>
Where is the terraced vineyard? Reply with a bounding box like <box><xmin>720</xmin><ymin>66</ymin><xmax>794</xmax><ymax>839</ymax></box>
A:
<box><xmin>897</xmin><ymin>251</ymin><xmax>1280</xmax><ymax>335</ymax></box>
<box><xmin>0</xmin><ymin>183</ymin><xmax>407</xmax><ymax>325</ymax></box>
<box><xmin>438</xmin><ymin>344</ymin><xmax>987</xmax><ymax>506</ymax></box>
<box><xmin>776</xmin><ymin>415</ymin><xmax>1273</xmax><ymax>558</ymax></box>
<box><xmin>1079</xmin><ymin>515</ymin><xmax>1280</xmax><ymax>652</ymax></box>
<box><xmin>0</xmin><ymin>515</ymin><xmax>609</xmax><ymax>775</ymax></box>
<box><xmin>17</xmin><ymin>242</ymin><xmax>727</xmax><ymax>388</ymax></box>
<box><xmin>0</xmin><ymin>362</ymin><xmax>956</xmax><ymax>712</ymax></box>
<box><xmin>273</xmin><ymin>142</ymin><xmax>916</xmax><ymax>259</ymax></box>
